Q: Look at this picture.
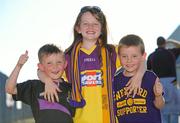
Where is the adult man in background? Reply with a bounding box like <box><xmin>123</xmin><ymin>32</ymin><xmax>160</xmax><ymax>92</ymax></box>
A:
<box><xmin>147</xmin><ymin>36</ymin><xmax>180</xmax><ymax>79</ymax></box>
<box><xmin>147</xmin><ymin>36</ymin><xmax>180</xmax><ymax>123</ymax></box>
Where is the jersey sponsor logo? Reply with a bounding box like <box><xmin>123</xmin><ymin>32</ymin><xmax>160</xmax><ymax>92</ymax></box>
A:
<box><xmin>81</xmin><ymin>70</ymin><xmax>102</xmax><ymax>86</ymax></box>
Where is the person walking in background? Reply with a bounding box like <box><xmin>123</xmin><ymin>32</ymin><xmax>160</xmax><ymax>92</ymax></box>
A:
<box><xmin>147</xmin><ymin>36</ymin><xmax>180</xmax><ymax>123</ymax></box>
<box><xmin>6</xmin><ymin>44</ymin><xmax>75</xmax><ymax>123</ymax></box>
<box><xmin>114</xmin><ymin>34</ymin><xmax>165</xmax><ymax>123</ymax></box>
<box><xmin>147</xmin><ymin>36</ymin><xmax>180</xmax><ymax>81</ymax></box>
<box><xmin>38</xmin><ymin>6</ymin><xmax>145</xmax><ymax>123</ymax></box>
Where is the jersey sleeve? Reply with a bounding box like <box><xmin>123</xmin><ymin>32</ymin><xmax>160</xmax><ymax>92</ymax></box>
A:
<box><xmin>12</xmin><ymin>80</ymin><xmax>36</xmax><ymax>105</ymax></box>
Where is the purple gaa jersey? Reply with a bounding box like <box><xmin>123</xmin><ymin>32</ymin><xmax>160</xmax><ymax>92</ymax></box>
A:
<box><xmin>113</xmin><ymin>71</ymin><xmax>162</xmax><ymax>123</ymax></box>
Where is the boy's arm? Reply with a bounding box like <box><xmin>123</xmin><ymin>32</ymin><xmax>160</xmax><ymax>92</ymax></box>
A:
<box><xmin>153</xmin><ymin>78</ymin><xmax>165</xmax><ymax>109</ymax></box>
<box><xmin>5</xmin><ymin>51</ymin><xmax>28</xmax><ymax>94</ymax></box>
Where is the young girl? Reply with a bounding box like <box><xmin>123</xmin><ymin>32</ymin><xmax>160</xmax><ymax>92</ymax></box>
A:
<box><xmin>38</xmin><ymin>6</ymin><xmax>144</xmax><ymax>123</ymax></box>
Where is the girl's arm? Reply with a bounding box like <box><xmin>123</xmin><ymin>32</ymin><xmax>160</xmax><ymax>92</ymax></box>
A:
<box><xmin>153</xmin><ymin>78</ymin><xmax>165</xmax><ymax>109</ymax></box>
<box><xmin>6</xmin><ymin>51</ymin><xmax>28</xmax><ymax>94</ymax></box>
<box><xmin>37</xmin><ymin>70</ymin><xmax>61</xmax><ymax>102</ymax></box>
<box><xmin>126</xmin><ymin>60</ymin><xmax>145</xmax><ymax>97</ymax></box>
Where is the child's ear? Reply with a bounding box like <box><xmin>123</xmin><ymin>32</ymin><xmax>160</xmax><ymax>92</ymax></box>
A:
<box><xmin>142</xmin><ymin>52</ymin><xmax>147</xmax><ymax>61</ymax></box>
<box><xmin>37</xmin><ymin>63</ymin><xmax>44</xmax><ymax>71</ymax></box>
<box><xmin>75</xmin><ymin>26</ymin><xmax>81</xmax><ymax>34</ymax></box>
<box><xmin>64</xmin><ymin>60</ymin><xmax>68</xmax><ymax>69</ymax></box>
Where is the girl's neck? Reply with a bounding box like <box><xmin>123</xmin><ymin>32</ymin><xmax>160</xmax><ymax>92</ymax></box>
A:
<box><xmin>81</xmin><ymin>39</ymin><xmax>97</xmax><ymax>50</ymax></box>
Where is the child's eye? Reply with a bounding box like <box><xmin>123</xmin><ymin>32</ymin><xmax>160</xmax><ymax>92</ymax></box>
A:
<box><xmin>133</xmin><ymin>55</ymin><xmax>138</xmax><ymax>58</ymax></box>
<box><xmin>122</xmin><ymin>55</ymin><xmax>127</xmax><ymax>58</ymax></box>
<box><xmin>57</xmin><ymin>61</ymin><xmax>62</xmax><ymax>64</ymax></box>
<box><xmin>82</xmin><ymin>23</ymin><xmax>88</xmax><ymax>26</ymax></box>
<box><xmin>93</xmin><ymin>23</ymin><xmax>99</xmax><ymax>26</ymax></box>
<box><xmin>47</xmin><ymin>62</ymin><xmax>51</xmax><ymax>64</ymax></box>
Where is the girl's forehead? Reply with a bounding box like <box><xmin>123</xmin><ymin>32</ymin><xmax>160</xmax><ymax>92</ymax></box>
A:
<box><xmin>81</xmin><ymin>12</ymin><xmax>99</xmax><ymax>21</ymax></box>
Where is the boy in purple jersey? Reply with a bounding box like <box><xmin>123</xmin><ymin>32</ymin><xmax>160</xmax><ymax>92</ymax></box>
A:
<box><xmin>6</xmin><ymin>44</ymin><xmax>74</xmax><ymax>123</ymax></box>
<box><xmin>113</xmin><ymin>34</ymin><xmax>165</xmax><ymax>123</ymax></box>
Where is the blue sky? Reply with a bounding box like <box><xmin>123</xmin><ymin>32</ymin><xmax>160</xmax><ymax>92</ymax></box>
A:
<box><xmin>0</xmin><ymin>0</ymin><xmax>179</xmax><ymax>82</ymax></box>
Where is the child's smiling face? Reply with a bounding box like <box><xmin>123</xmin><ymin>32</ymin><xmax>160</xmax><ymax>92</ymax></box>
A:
<box><xmin>38</xmin><ymin>53</ymin><xmax>67</xmax><ymax>82</ymax></box>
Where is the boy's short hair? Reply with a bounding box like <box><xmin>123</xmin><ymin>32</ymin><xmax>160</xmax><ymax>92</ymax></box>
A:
<box><xmin>38</xmin><ymin>44</ymin><xmax>64</xmax><ymax>63</ymax></box>
<box><xmin>118</xmin><ymin>34</ymin><xmax>145</xmax><ymax>54</ymax></box>
<box><xmin>157</xmin><ymin>36</ymin><xmax>166</xmax><ymax>46</ymax></box>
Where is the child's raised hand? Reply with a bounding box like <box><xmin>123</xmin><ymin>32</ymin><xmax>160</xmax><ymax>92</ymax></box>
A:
<box><xmin>17</xmin><ymin>50</ymin><xmax>29</xmax><ymax>67</ymax></box>
<box><xmin>153</xmin><ymin>78</ymin><xmax>163</xmax><ymax>97</ymax></box>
